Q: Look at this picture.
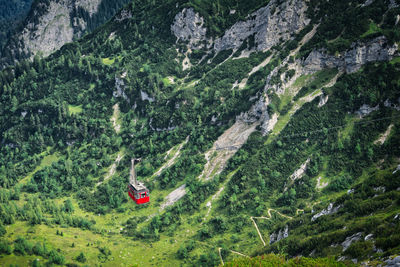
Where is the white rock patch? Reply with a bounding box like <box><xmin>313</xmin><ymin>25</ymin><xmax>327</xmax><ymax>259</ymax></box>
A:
<box><xmin>312</xmin><ymin>203</ymin><xmax>341</xmax><ymax>221</ymax></box>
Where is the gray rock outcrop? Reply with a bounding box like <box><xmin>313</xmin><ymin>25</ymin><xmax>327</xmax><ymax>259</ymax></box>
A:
<box><xmin>312</xmin><ymin>203</ymin><xmax>341</xmax><ymax>221</ymax></box>
<box><xmin>238</xmin><ymin>95</ymin><xmax>269</xmax><ymax>123</ymax></box>
<box><xmin>140</xmin><ymin>91</ymin><xmax>155</xmax><ymax>102</ymax></box>
<box><xmin>113</xmin><ymin>77</ymin><xmax>129</xmax><ymax>102</ymax></box>
<box><xmin>318</xmin><ymin>94</ymin><xmax>329</xmax><ymax>107</ymax></box>
<box><xmin>171</xmin><ymin>8</ymin><xmax>207</xmax><ymax>49</ymax></box>
<box><xmin>7</xmin><ymin>0</ymin><xmax>101</xmax><ymax>62</ymax></box>
<box><xmin>303</xmin><ymin>36</ymin><xmax>399</xmax><ymax>74</ymax></box>
<box><xmin>303</xmin><ymin>50</ymin><xmax>343</xmax><ymax>73</ymax></box>
<box><xmin>364</xmin><ymin>233</ymin><xmax>374</xmax><ymax>241</ymax></box>
<box><xmin>345</xmin><ymin>37</ymin><xmax>398</xmax><ymax>73</ymax></box>
<box><xmin>237</xmin><ymin>95</ymin><xmax>270</xmax><ymax>135</ymax></box>
<box><xmin>115</xmin><ymin>9</ymin><xmax>132</xmax><ymax>22</ymax></box>
<box><xmin>389</xmin><ymin>0</ymin><xmax>399</xmax><ymax>9</ymax></box>
<box><xmin>385</xmin><ymin>256</ymin><xmax>400</xmax><ymax>267</ymax></box>
<box><xmin>269</xmin><ymin>225</ymin><xmax>289</xmax><ymax>244</ymax></box>
<box><xmin>342</xmin><ymin>232</ymin><xmax>363</xmax><ymax>251</ymax></box>
<box><xmin>214</xmin><ymin>0</ymin><xmax>310</xmax><ymax>52</ymax></box>
<box><xmin>384</xmin><ymin>98</ymin><xmax>400</xmax><ymax>111</ymax></box>
<box><xmin>21</xmin><ymin>0</ymin><xmax>78</xmax><ymax>58</ymax></box>
<box><xmin>171</xmin><ymin>0</ymin><xmax>310</xmax><ymax>53</ymax></box>
<box><xmin>362</xmin><ymin>0</ymin><xmax>374</xmax><ymax>7</ymax></box>
<box><xmin>355</xmin><ymin>104</ymin><xmax>379</xmax><ymax>118</ymax></box>
<box><xmin>393</xmin><ymin>164</ymin><xmax>400</xmax><ymax>174</ymax></box>
<box><xmin>290</xmin><ymin>158</ymin><xmax>310</xmax><ymax>181</ymax></box>
<box><xmin>0</xmin><ymin>0</ymin><xmax>131</xmax><ymax>68</ymax></box>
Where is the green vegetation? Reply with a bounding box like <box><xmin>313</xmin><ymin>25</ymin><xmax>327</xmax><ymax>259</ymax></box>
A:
<box><xmin>68</xmin><ymin>105</ymin><xmax>83</xmax><ymax>115</ymax></box>
<box><xmin>361</xmin><ymin>21</ymin><xmax>381</xmax><ymax>38</ymax></box>
<box><xmin>101</xmin><ymin>57</ymin><xmax>116</xmax><ymax>65</ymax></box>
<box><xmin>186</xmin><ymin>0</ymin><xmax>270</xmax><ymax>37</ymax></box>
<box><xmin>300</xmin><ymin>0</ymin><xmax>400</xmax><ymax>57</ymax></box>
<box><xmin>0</xmin><ymin>0</ymin><xmax>400</xmax><ymax>266</ymax></box>
<box><xmin>390</xmin><ymin>56</ymin><xmax>400</xmax><ymax>65</ymax></box>
<box><xmin>223</xmin><ymin>254</ymin><xmax>357</xmax><ymax>267</ymax></box>
<box><xmin>0</xmin><ymin>0</ymin><xmax>132</xmax><ymax>67</ymax></box>
<box><xmin>293</xmin><ymin>68</ymin><xmax>338</xmax><ymax>101</ymax></box>
<box><xmin>0</xmin><ymin>0</ymin><xmax>33</xmax><ymax>50</ymax></box>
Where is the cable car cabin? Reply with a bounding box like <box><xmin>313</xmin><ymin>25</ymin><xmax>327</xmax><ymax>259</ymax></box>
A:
<box><xmin>128</xmin><ymin>182</ymin><xmax>150</xmax><ymax>205</ymax></box>
<box><xmin>128</xmin><ymin>158</ymin><xmax>150</xmax><ymax>205</ymax></box>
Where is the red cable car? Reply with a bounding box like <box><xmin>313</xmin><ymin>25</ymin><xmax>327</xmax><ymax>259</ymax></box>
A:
<box><xmin>128</xmin><ymin>158</ymin><xmax>150</xmax><ymax>204</ymax></box>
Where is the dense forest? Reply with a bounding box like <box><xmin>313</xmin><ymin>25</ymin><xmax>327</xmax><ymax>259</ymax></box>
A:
<box><xmin>0</xmin><ymin>0</ymin><xmax>33</xmax><ymax>50</ymax></box>
<box><xmin>0</xmin><ymin>0</ymin><xmax>399</xmax><ymax>266</ymax></box>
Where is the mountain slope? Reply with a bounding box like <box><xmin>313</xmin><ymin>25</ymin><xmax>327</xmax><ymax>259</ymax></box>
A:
<box><xmin>0</xmin><ymin>0</ymin><xmax>400</xmax><ymax>266</ymax></box>
<box><xmin>0</xmin><ymin>0</ymin><xmax>131</xmax><ymax>68</ymax></box>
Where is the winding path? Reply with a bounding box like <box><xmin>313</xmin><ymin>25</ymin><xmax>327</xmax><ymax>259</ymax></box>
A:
<box><xmin>218</xmin><ymin>247</ymin><xmax>249</xmax><ymax>266</ymax></box>
<box><xmin>250</xmin><ymin>209</ymin><xmax>293</xmax><ymax>246</ymax></box>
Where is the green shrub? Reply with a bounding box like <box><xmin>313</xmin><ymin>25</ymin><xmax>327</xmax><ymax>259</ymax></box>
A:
<box><xmin>0</xmin><ymin>240</ymin><xmax>12</xmax><ymax>255</ymax></box>
<box><xmin>49</xmin><ymin>250</ymin><xmax>65</xmax><ymax>265</ymax></box>
<box><xmin>344</xmin><ymin>241</ymin><xmax>374</xmax><ymax>259</ymax></box>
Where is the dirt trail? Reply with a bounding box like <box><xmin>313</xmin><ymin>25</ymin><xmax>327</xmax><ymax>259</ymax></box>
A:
<box><xmin>200</xmin><ymin>121</ymin><xmax>259</xmax><ymax>181</ymax></box>
<box><xmin>111</xmin><ymin>104</ymin><xmax>121</xmax><ymax>133</ymax></box>
<box><xmin>218</xmin><ymin>248</ymin><xmax>224</xmax><ymax>265</ymax></box>
<box><xmin>94</xmin><ymin>152</ymin><xmax>124</xmax><ymax>190</ymax></box>
<box><xmin>296</xmin><ymin>209</ymin><xmax>304</xmax><ymax>215</ymax></box>
<box><xmin>251</xmin><ymin>209</ymin><xmax>292</xmax><ymax>246</ymax></box>
<box><xmin>153</xmin><ymin>136</ymin><xmax>189</xmax><ymax>177</ymax></box>
<box><xmin>218</xmin><ymin>247</ymin><xmax>249</xmax><ymax>266</ymax></box>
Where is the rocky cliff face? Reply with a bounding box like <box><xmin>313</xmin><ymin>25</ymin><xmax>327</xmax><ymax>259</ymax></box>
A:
<box><xmin>215</xmin><ymin>0</ymin><xmax>310</xmax><ymax>52</ymax></box>
<box><xmin>171</xmin><ymin>0</ymin><xmax>310</xmax><ymax>52</ymax></box>
<box><xmin>0</xmin><ymin>0</ymin><xmax>132</xmax><ymax>68</ymax></box>
<box><xmin>270</xmin><ymin>225</ymin><xmax>289</xmax><ymax>244</ymax></box>
<box><xmin>237</xmin><ymin>94</ymin><xmax>270</xmax><ymax>133</ymax></box>
<box><xmin>171</xmin><ymin>8</ymin><xmax>207</xmax><ymax>49</ymax></box>
<box><xmin>171</xmin><ymin>1</ymin><xmax>400</xmax><ymax>145</ymax></box>
<box><xmin>21</xmin><ymin>0</ymin><xmax>80</xmax><ymax>58</ymax></box>
<box><xmin>302</xmin><ymin>36</ymin><xmax>399</xmax><ymax>74</ymax></box>
<box><xmin>2</xmin><ymin>0</ymin><xmax>101</xmax><ymax>66</ymax></box>
<box><xmin>170</xmin><ymin>0</ymin><xmax>311</xmax><ymax>135</ymax></box>
<box><xmin>311</xmin><ymin>203</ymin><xmax>341</xmax><ymax>222</ymax></box>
